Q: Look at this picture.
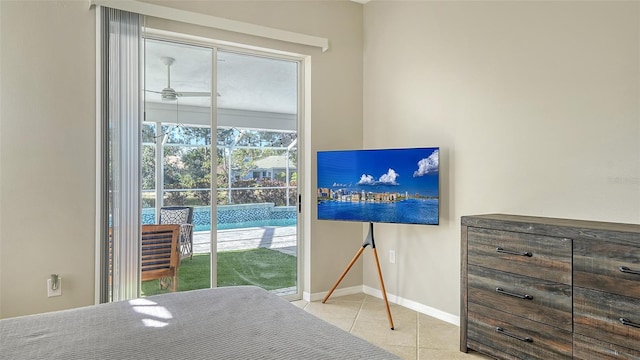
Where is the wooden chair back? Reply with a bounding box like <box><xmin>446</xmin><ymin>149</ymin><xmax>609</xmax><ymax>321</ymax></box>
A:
<box><xmin>140</xmin><ymin>224</ymin><xmax>181</xmax><ymax>292</ymax></box>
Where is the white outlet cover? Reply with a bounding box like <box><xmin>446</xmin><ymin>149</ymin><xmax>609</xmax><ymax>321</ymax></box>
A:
<box><xmin>47</xmin><ymin>278</ymin><xmax>62</xmax><ymax>297</ymax></box>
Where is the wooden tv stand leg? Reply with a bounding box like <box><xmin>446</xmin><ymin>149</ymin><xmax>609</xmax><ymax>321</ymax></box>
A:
<box><xmin>372</xmin><ymin>247</ymin><xmax>394</xmax><ymax>330</ymax></box>
<box><xmin>322</xmin><ymin>222</ymin><xmax>395</xmax><ymax>330</ymax></box>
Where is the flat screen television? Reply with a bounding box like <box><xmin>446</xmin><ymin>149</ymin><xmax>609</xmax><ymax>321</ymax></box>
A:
<box><xmin>317</xmin><ymin>147</ymin><xmax>439</xmax><ymax>225</ymax></box>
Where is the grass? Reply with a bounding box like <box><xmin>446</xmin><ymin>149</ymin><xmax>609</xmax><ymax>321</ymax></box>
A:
<box><xmin>141</xmin><ymin>248</ymin><xmax>296</xmax><ymax>296</ymax></box>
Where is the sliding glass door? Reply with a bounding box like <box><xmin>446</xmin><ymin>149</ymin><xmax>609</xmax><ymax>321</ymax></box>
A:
<box><xmin>215</xmin><ymin>51</ymin><xmax>299</xmax><ymax>297</ymax></box>
<box><xmin>138</xmin><ymin>38</ymin><xmax>300</xmax><ymax>298</ymax></box>
<box><xmin>142</xmin><ymin>38</ymin><xmax>213</xmax><ymax>295</ymax></box>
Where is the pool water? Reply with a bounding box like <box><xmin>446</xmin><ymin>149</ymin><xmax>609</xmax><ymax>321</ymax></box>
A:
<box><xmin>142</xmin><ymin>205</ymin><xmax>297</xmax><ymax>231</ymax></box>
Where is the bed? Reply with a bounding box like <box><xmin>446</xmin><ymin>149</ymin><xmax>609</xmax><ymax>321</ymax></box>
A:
<box><xmin>0</xmin><ymin>286</ymin><xmax>399</xmax><ymax>359</ymax></box>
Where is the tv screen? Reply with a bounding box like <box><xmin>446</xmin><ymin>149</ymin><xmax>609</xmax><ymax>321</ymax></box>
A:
<box><xmin>317</xmin><ymin>147</ymin><xmax>439</xmax><ymax>225</ymax></box>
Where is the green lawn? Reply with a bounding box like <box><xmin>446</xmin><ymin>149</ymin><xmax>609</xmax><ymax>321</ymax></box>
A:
<box><xmin>141</xmin><ymin>248</ymin><xmax>296</xmax><ymax>296</ymax></box>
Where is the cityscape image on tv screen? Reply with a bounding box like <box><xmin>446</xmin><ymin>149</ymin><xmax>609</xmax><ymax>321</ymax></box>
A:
<box><xmin>317</xmin><ymin>147</ymin><xmax>439</xmax><ymax>225</ymax></box>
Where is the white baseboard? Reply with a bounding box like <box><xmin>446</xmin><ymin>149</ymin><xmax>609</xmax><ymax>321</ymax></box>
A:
<box><xmin>363</xmin><ymin>285</ymin><xmax>460</xmax><ymax>327</ymax></box>
<box><xmin>303</xmin><ymin>285</ymin><xmax>364</xmax><ymax>302</ymax></box>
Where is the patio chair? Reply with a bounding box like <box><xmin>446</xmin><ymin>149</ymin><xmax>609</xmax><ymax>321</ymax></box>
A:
<box><xmin>159</xmin><ymin>206</ymin><xmax>194</xmax><ymax>260</ymax></box>
<box><xmin>141</xmin><ymin>224</ymin><xmax>181</xmax><ymax>292</ymax></box>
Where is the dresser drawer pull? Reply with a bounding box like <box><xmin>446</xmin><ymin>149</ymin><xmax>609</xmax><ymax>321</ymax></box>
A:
<box><xmin>495</xmin><ymin>327</ymin><xmax>533</xmax><ymax>343</ymax></box>
<box><xmin>495</xmin><ymin>287</ymin><xmax>533</xmax><ymax>300</ymax></box>
<box><xmin>496</xmin><ymin>247</ymin><xmax>533</xmax><ymax>257</ymax></box>
<box><xmin>619</xmin><ymin>266</ymin><xmax>640</xmax><ymax>276</ymax></box>
<box><xmin>620</xmin><ymin>318</ymin><xmax>640</xmax><ymax>329</ymax></box>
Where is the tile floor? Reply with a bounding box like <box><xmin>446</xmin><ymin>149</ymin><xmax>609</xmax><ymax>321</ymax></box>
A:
<box><xmin>291</xmin><ymin>293</ymin><xmax>491</xmax><ymax>360</ymax></box>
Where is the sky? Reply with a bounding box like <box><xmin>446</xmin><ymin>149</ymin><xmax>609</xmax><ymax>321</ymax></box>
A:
<box><xmin>317</xmin><ymin>147</ymin><xmax>439</xmax><ymax>197</ymax></box>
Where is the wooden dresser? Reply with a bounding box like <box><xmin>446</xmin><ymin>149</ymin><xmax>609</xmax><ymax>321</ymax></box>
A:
<box><xmin>460</xmin><ymin>214</ymin><xmax>640</xmax><ymax>360</ymax></box>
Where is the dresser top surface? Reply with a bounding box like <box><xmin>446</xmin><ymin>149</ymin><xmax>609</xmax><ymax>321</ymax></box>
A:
<box><xmin>462</xmin><ymin>214</ymin><xmax>640</xmax><ymax>242</ymax></box>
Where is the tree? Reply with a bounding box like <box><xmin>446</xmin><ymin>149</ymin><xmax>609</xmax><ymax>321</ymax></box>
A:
<box><xmin>142</xmin><ymin>125</ymin><xmax>298</xmax><ymax>207</ymax></box>
<box><xmin>180</xmin><ymin>147</ymin><xmax>212</xmax><ymax>204</ymax></box>
<box><xmin>141</xmin><ymin>145</ymin><xmax>156</xmax><ymax>191</ymax></box>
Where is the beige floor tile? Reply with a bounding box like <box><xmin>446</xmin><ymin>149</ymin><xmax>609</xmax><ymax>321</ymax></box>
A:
<box><xmin>359</xmin><ymin>301</ymin><xmax>418</xmax><ymax>327</ymax></box>
<box><xmin>418</xmin><ymin>315</ymin><xmax>460</xmax><ymax>350</ymax></box>
<box><xmin>304</xmin><ymin>299</ymin><xmax>362</xmax><ymax>319</ymax></box>
<box><xmin>325</xmin><ymin>292</ymin><xmax>368</xmax><ymax>302</ymax></box>
<box><xmin>351</xmin><ymin>317</ymin><xmax>416</xmax><ymax>348</ymax></box>
<box><xmin>357</xmin><ymin>314</ymin><xmax>416</xmax><ymax>333</ymax></box>
<box><xmin>380</xmin><ymin>344</ymin><xmax>417</xmax><ymax>360</ymax></box>
<box><xmin>290</xmin><ymin>299</ymin><xmax>307</xmax><ymax>309</ymax></box>
<box><xmin>302</xmin><ymin>293</ymin><xmax>493</xmax><ymax>360</ymax></box>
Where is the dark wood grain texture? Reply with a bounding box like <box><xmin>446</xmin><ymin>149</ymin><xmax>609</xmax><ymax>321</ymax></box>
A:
<box><xmin>467</xmin><ymin>340</ymin><xmax>520</xmax><ymax>360</ymax></box>
<box><xmin>573</xmin><ymin>334</ymin><xmax>640</xmax><ymax>360</ymax></box>
<box><xmin>461</xmin><ymin>214</ymin><xmax>640</xmax><ymax>359</ymax></box>
<box><xmin>467</xmin><ymin>227</ymin><xmax>571</xmax><ymax>284</ymax></box>
<box><xmin>574</xmin><ymin>238</ymin><xmax>640</xmax><ymax>298</ymax></box>
<box><xmin>574</xmin><ymin>287</ymin><xmax>640</xmax><ymax>350</ymax></box>
<box><xmin>462</xmin><ymin>214</ymin><xmax>640</xmax><ymax>245</ymax></box>
<box><xmin>468</xmin><ymin>265</ymin><xmax>572</xmax><ymax>330</ymax></box>
<box><xmin>460</xmin><ymin>224</ymin><xmax>469</xmax><ymax>352</ymax></box>
<box><xmin>468</xmin><ymin>302</ymin><xmax>572</xmax><ymax>359</ymax></box>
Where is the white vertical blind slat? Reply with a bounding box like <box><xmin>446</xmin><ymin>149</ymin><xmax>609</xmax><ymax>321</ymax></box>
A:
<box><xmin>105</xmin><ymin>7</ymin><xmax>142</xmax><ymax>301</ymax></box>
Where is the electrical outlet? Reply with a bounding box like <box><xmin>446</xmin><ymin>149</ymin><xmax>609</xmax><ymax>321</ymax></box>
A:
<box><xmin>47</xmin><ymin>278</ymin><xmax>62</xmax><ymax>297</ymax></box>
<box><xmin>389</xmin><ymin>250</ymin><xmax>396</xmax><ymax>264</ymax></box>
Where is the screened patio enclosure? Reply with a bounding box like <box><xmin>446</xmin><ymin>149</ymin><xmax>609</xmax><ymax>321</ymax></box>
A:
<box><xmin>141</xmin><ymin>124</ymin><xmax>298</xmax><ymax>228</ymax></box>
<box><xmin>139</xmin><ymin>38</ymin><xmax>300</xmax><ymax>298</ymax></box>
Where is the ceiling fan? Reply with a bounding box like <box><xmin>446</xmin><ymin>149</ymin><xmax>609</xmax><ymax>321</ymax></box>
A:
<box><xmin>147</xmin><ymin>56</ymin><xmax>211</xmax><ymax>102</ymax></box>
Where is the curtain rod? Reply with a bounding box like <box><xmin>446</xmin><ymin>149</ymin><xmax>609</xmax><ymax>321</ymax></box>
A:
<box><xmin>88</xmin><ymin>0</ymin><xmax>329</xmax><ymax>52</ymax></box>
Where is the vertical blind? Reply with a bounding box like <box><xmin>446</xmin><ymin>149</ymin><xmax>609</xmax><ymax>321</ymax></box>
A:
<box><xmin>100</xmin><ymin>7</ymin><xmax>142</xmax><ymax>302</ymax></box>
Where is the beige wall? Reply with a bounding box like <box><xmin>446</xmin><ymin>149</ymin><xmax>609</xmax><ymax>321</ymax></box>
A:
<box><xmin>362</xmin><ymin>1</ymin><xmax>640</xmax><ymax>318</ymax></box>
<box><xmin>0</xmin><ymin>1</ymin><xmax>96</xmax><ymax>318</ymax></box>
<box><xmin>0</xmin><ymin>0</ymin><xmax>364</xmax><ymax>318</ymax></box>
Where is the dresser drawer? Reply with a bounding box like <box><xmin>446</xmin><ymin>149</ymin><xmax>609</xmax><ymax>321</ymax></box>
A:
<box><xmin>467</xmin><ymin>227</ymin><xmax>572</xmax><ymax>284</ymax></box>
<box><xmin>574</xmin><ymin>287</ymin><xmax>640</xmax><ymax>351</ymax></box>
<box><xmin>573</xmin><ymin>334</ymin><xmax>640</xmax><ymax>360</ymax></box>
<box><xmin>468</xmin><ymin>302</ymin><xmax>572</xmax><ymax>360</ymax></box>
<box><xmin>468</xmin><ymin>265</ymin><xmax>572</xmax><ymax>331</ymax></box>
<box><xmin>574</xmin><ymin>238</ymin><xmax>640</xmax><ymax>298</ymax></box>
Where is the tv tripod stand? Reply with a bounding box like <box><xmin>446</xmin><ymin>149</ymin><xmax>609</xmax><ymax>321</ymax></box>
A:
<box><xmin>322</xmin><ymin>222</ymin><xmax>395</xmax><ymax>330</ymax></box>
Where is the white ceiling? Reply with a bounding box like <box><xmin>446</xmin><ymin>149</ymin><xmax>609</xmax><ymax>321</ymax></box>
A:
<box><xmin>144</xmin><ymin>38</ymin><xmax>298</xmax><ymax>115</ymax></box>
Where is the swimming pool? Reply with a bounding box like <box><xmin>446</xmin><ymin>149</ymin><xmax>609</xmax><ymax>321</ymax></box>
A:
<box><xmin>142</xmin><ymin>203</ymin><xmax>297</xmax><ymax>231</ymax></box>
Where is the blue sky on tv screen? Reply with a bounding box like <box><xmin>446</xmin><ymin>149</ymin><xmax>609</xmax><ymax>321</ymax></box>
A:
<box><xmin>317</xmin><ymin>147</ymin><xmax>439</xmax><ymax>197</ymax></box>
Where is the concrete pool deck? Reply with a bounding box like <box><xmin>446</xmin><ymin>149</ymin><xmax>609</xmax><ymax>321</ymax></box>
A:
<box><xmin>192</xmin><ymin>226</ymin><xmax>297</xmax><ymax>256</ymax></box>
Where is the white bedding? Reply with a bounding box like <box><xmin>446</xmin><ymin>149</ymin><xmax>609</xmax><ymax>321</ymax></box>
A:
<box><xmin>0</xmin><ymin>286</ymin><xmax>399</xmax><ymax>359</ymax></box>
